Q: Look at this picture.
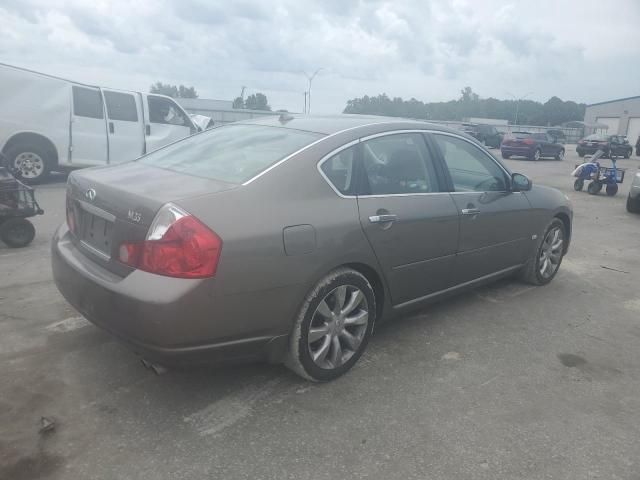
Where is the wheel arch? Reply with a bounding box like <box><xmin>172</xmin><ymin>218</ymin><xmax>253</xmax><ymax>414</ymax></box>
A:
<box><xmin>554</xmin><ymin>212</ymin><xmax>571</xmax><ymax>253</ymax></box>
<box><xmin>344</xmin><ymin>262</ymin><xmax>386</xmax><ymax>322</ymax></box>
<box><xmin>2</xmin><ymin>132</ymin><xmax>59</xmax><ymax>167</ymax></box>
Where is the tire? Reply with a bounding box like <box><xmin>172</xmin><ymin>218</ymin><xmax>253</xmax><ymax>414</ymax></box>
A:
<box><xmin>573</xmin><ymin>178</ymin><xmax>584</xmax><ymax>191</ymax></box>
<box><xmin>286</xmin><ymin>268</ymin><xmax>376</xmax><ymax>382</ymax></box>
<box><xmin>501</xmin><ymin>152</ymin><xmax>511</xmax><ymax>159</ymax></box>
<box><xmin>530</xmin><ymin>148</ymin><xmax>541</xmax><ymax>161</ymax></box>
<box><xmin>0</xmin><ymin>218</ymin><xmax>36</xmax><ymax>247</ymax></box>
<box><xmin>627</xmin><ymin>194</ymin><xmax>640</xmax><ymax>213</ymax></box>
<box><xmin>520</xmin><ymin>218</ymin><xmax>566</xmax><ymax>286</ymax></box>
<box><xmin>587</xmin><ymin>181</ymin><xmax>602</xmax><ymax>195</ymax></box>
<box><xmin>555</xmin><ymin>149</ymin><xmax>565</xmax><ymax>160</ymax></box>
<box><xmin>578</xmin><ymin>152</ymin><xmax>585</xmax><ymax>158</ymax></box>
<box><xmin>624</xmin><ymin>149</ymin><xmax>631</xmax><ymax>159</ymax></box>
<box><xmin>3</xmin><ymin>143</ymin><xmax>51</xmax><ymax>184</ymax></box>
<box><xmin>606</xmin><ymin>184</ymin><xmax>618</xmax><ymax>196</ymax></box>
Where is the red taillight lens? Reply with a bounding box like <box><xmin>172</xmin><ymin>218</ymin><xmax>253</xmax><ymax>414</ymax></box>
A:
<box><xmin>119</xmin><ymin>204</ymin><xmax>222</xmax><ymax>279</ymax></box>
<box><xmin>523</xmin><ymin>138</ymin><xmax>535</xmax><ymax>145</ymax></box>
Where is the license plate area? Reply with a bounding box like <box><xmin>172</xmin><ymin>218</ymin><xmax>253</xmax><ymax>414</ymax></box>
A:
<box><xmin>78</xmin><ymin>202</ymin><xmax>115</xmax><ymax>259</ymax></box>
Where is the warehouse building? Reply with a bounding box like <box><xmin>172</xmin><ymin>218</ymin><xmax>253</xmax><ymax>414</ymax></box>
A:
<box><xmin>176</xmin><ymin>98</ymin><xmax>279</xmax><ymax>125</ymax></box>
<box><xmin>583</xmin><ymin>95</ymin><xmax>640</xmax><ymax>141</ymax></box>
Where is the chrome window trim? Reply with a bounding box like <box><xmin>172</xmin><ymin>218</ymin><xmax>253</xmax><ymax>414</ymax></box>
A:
<box><xmin>316</xmin><ymin>139</ymin><xmax>361</xmax><ymax>198</ymax></box>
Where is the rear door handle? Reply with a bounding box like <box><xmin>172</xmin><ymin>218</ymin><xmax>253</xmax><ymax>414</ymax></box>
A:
<box><xmin>369</xmin><ymin>214</ymin><xmax>397</xmax><ymax>223</ymax></box>
<box><xmin>461</xmin><ymin>208</ymin><xmax>480</xmax><ymax>215</ymax></box>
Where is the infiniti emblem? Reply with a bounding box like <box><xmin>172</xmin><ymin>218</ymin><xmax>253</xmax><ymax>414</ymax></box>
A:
<box><xmin>85</xmin><ymin>188</ymin><xmax>96</xmax><ymax>201</ymax></box>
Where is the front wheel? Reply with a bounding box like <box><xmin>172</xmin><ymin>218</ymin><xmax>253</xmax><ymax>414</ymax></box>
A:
<box><xmin>555</xmin><ymin>149</ymin><xmax>565</xmax><ymax>160</ymax></box>
<box><xmin>624</xmin><ymin>149</ymin><xmax>631</xmax><ymax>159</ymax></box>
<box><xmin>520</xmin><ymin>218</ymin><xmax>566</xmax><ymax>285</ymax></box>
<box><xmin>578</xmin><ymin>152</ymin><xmax>585</xmax><ymax>158</ymax></box>
<box><xmin>3</xmin><ymin>143</ymin><xmax>51</xmax><ymax>184</ymax></box>
<box><xmin>530</xmin><ymin>149</ymin><xmax>541</xmax><ymax>161</ymax></box>
<box><xmin>606</xmin><ymin>184</ymin><xmax>618</xmax><ymax>196</ymax></box>
<box><xmin>573</xmin><ymin>178</ymin><xmax>584</xmax><ymax>191</ymax></box>
<box><xmin>0</xmin><ymin>218</ymin><xmax>36</xmax><ymax>247</ymax></box>
<box><xmin>286</xmin><ymin>268</ymin><xmax>376</xmax><ymax>382</ymax></box>
<box><xmin>501</xmin><ymin>152</ymin><xmax>511</xmax><ymax>159</ymax></box>
<box><xmin>627</xmin><ymin>194</ymin><xmax>640</xmax><ymax>213</ymax></box>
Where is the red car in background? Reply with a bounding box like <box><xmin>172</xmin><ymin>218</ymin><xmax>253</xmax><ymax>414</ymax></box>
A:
<box><xmin>501</xmin><ymin>132</ymin><xmax>565</xmax><ymax>161</ymax></box>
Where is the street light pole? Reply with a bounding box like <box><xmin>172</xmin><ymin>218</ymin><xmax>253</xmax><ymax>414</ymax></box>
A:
<box><xmin>506</xmin><ymin>91</ymin><xmax>533</xmax><ymax>126</ymax></box>
<box><xmin>302</xmin><ymin>68</ymin><xmax>323</xmax><ymax>114</ymax></box>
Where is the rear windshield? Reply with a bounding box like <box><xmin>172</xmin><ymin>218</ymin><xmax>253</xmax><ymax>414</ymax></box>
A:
<box><xmin>512</xmin><ymin>132</ymin><xmax>531</xmax><ymax>139</ymax></box>
<box><xmin>585</xmin><ymin>134</ymin><xmax>606</xmax><ymax>141</ymax></box>
<box><xmin>140</xmin><ymin>124</ymin><xmax>323</xmax><ymax>183</ymax></box>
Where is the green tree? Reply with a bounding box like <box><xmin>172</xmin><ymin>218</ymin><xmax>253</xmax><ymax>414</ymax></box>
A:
<box><xmin>150</xmin><ymin>82</ymin><xmax>198</xmax><ymax>98</ymax></box>
<box><xmin>232</xmin><ymin>97</ymin><xmax>245</xmax><ymax>109</ymax></box>
<box><xmin>244</xmin><ymin>93</ymin><xmax>271</xmax><ymax>111</ymax></box>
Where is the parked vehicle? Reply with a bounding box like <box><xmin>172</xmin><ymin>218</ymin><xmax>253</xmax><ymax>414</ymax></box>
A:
<box><xmin>576</xmin><ymin>134</ymin><xmax>632</xmax><ymax>159</ymax></box>
<box><xmin>546</xmin><ymin>129</ymin><xmax>566</xmax><ymax>144</ymax></box>
<box><xmin>501</xmin><ymin>132</ymin><xmax>565</xmax><ymax>161</ymax></box>
<box><xmin>0</xmin><ymin>166</ymin><xmax>43</xmax><ymax>247</ymax></box>
<box><xmin>52</xmin><ymin>115</ymin><xmax>573</xmax><ymax>381</ymax></box>
<box><xmin>627</xmin><ymin>168</ymin><xmax>640</xmax><ymax>213</ymax></box>
<box><xmin>0</xmin><ymin>63</ymin><xmax>197</xmax><ymax>183</ymax></box>
<box><xmin>460</xmin><ymin>123</ymin><xmax>503</xmax><ymax>148</ymax></box>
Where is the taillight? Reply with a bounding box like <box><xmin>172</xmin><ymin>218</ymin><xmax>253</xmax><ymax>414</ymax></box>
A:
<box><xmin>523</xmin><ymin>138</ymin><xmax>535</xmax><ymax>145</ymax></box>
<box><xmin>119</xmin><ymin>203</ymin><xmax>222</xmax><ymax>279</ymax></box>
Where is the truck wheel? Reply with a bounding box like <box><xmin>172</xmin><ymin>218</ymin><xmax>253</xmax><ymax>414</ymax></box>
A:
<box><xmin>0</xmin><ymin>218</ymin><xmax>36</xmax><ymax>247</ymax></box>
<box><xmin>587</xmin><ymin>181</ymin><xmax>602</xmax><ymax>195</ymax></box>
<box><xmin>3</xmin><ymin>143</ymin><xmax>50</xmax><ymax>184</ymax></box>
<box><xmin>606</xmin><ymin>184</ymin><xmax>618</xmax><ymax>196</ymax></box>
<box><xmin>627</xmin><ymin>194</ymin><xmax>640</xmax><ymax>213</ymax></box>
<box><xmin>286</xmin><ymin>268</ymin><xmax>376</xmax><ymax>382</ymax></box>
<box><xmin>573</xmin><ymin>178</ymin><xmax>584</xmax><ymax>191</ymax></box>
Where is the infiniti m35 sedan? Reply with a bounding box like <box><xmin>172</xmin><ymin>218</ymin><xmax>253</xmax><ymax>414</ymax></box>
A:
<box><xmin>52</xmin><ymin>115</ymin><xmax>572</xmax><ymax>381</ymax></box>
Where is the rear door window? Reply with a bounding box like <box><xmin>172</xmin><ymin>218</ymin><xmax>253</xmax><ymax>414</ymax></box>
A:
<box><xmin>320</xmin><ymin>147</ymin><xmax>356</xmax><ymax>195</ymax></box>
<box><xmin>72</xmin><ymin>86</ymin><xmax>104</xmax><ymax>119</ymax></box>
<box><xmin>140</xmin><ymin>124</ymin><xmax>323</xmax><ymax>184</ymax></box>
<box><xmin>104</xmin><ymin>91</ymin><xmax>138</xmax><ymax>122</ymax></box>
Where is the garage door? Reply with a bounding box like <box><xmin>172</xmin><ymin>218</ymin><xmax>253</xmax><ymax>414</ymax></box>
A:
<box><xmin>596</xmin><ymin>117</ymin><xmax>620</xmax><ymax>135</ymax></box>
<box><xmin>626</xmin><ymin>117</ymin><xmax>640</xmax><ymax>144</ymax></box>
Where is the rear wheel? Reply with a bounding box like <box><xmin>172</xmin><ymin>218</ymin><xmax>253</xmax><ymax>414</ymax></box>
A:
<box><xmin>501</xmin><ymin>152</ymin><xmax>511</xmax><ymax>159</ymax></box>
<box><xmin>578</xmin><ymin>151</ymin><xmax>585</xmax><ymax>158</ymax></box>
<box><xmin>587</xmin><ymin>181</ymin><xmax>602</xmax><ymax>195</ymax></box>
<box><xmin>555</xmin><ymin>149</ymin><xmax>565</xmax><ymax>160</ymax></box>
<box><xmin>286</xmin><ymin>268</ymin><xmax>376</xmax><ymax>382</ymax></box>
<box><xmin>520</xmin><ymin>218</ymin><xmax>566</xmax><ymax>285</ymax></box>
<box><xmin>573</xmin><ymin>178</ymin><xmax>584</xmax><ymax>191</ymax></box>
<box><xmin>606</xmin><ymin>184</ymin><xmax>618</xmax><ymax>196</ymax></box>
<box><xmin>531</xmin><ymin>148</ymin><xmax>541</xmax><ymax>161</ymax></box>
<box><xmin>624</xmin><ymin>149</ymin><xmax>631</xmax><ymax>159</ymax></box>
<box><xmin>627</xmin><ymin>194</ymin><xmax>640</xmax><ymax>213</ymax></box>
<box><xmin>3</xmin><ymin>143</ymin><xmax>50</xmax><ymax>184</ymax></box>
<box><xmin>0</xmin><ymin>218</ymin><xmax>36</xmax><ymax>247</ymax></box>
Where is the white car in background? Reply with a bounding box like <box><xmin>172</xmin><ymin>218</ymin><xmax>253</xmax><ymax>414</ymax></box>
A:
<box><xmin>0</xmin><ymin>63</ymin><xmax>197</xmax><ymax>183</ymax></box>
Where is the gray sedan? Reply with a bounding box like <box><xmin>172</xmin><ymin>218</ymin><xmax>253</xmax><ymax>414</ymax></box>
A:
<box><xmin>52</xmin><ymin>115</ymin><xmax>573</xmax><ymax>381</ymax></box>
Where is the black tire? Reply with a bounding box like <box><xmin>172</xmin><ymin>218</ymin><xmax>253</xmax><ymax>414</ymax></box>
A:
<box><xmin>573</xmin><ymin>178</ymin><xmax>584</xmax><ymax>191</ymax></box>
<box><xmin>530</xmin><ymin>148</ymin><xmax>541</xmax><ymax>161</ymax></box>
<box><xmin>286</xmin><ymin>268</ymin><xmax>376</xmax><ymax>382</ymax></box>
<box><xmin>627</xmin><ymin>194</ymin><xmax>640</xmax><ymax>213</ymax></box>
<box><xmin>0</xmin><ymin>218</ymin><xmax>36</xmax><ymax>247</ymax></box>
<box><xmin>606</xmin><ymin>184</ymin><xmax>618</xmax><ymax>196</ymax></box>
<box><xmin>555</xmin><ymin>149</ymin><xmax>565</xmax><ymax>160</ymax></box>
<box><xmin>587</xmin><ymin>181</ymin><xmax>602</xmax><ymax>195</ymax></box>
<box><xmin>578</xmin><ymin>152</ymin><xmax>585</xmax><ymax>158</ymax></box>
<box><xmin>520</xmin><ymin>218</ymin><xmax>566</xmax><ymax>286</ymax></box>
<box><xmin>501</xmin><ymin>152</ymin><xmax>511</xmax><ymax>159</ymax></box>
<box><xmin>3</xmin><ymin>143</ymin><xmax>51</xmax><ymax>184</ymax></box>
<box><xmin>624</xmin><ymin>149</ymin><xmax>631</xmax><ymax>159</ymax></box>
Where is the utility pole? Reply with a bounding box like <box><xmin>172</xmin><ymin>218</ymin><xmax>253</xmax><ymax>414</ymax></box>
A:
<box><xmin>240</xmin><ymin>86</ymin><xmax>246</xmax><ymax>102</ymax></box>
<box><xmin>303</xmin><ymin>92</ymin><xmax>308</xmax><ymax>114</ymax></box>
<box><xmin>302</xmin><ymin>68</ymin><xmax>323</xmax><ymax>114</ymax></box>
<box><xmin>506</xmin><ymin>91</ymin><xmax>533</xmax><ymax>126</ymax></box>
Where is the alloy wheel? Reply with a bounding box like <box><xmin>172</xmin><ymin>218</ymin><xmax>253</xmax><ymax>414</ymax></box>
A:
<box><xmin>307</xmin><ymin>285</ymin><xmax>369</xmax><ymax>370</ymax></box>
<box><xmin>539</xmin><ymin>226</ymin><xmax>564</xmax><ymax>279</ymax></box>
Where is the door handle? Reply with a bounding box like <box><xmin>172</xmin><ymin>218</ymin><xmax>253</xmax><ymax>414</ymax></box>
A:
<box><xmin>146</xmin><ymin>125</ymin><xmax>151</xmax><ymax>136</ymax></box>
<box><xmin>369</xmin><ymin>214</ymin><xmax>397</xmax><ymax>223</ymax></box>
<box><xmin>461</xmin><ymin>208</ymin><xmax>480</xmax><ymax>215</ymax></box>
<box><xmin>109</xmin><ymin>122</ymin><xmax>114</xmax><ymax>134</ymax></box>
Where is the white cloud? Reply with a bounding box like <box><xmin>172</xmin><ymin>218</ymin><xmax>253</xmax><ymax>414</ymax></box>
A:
<box><xmin>1</xmin><ymin>0</ymin><xmax>639</xmax><ymax>113</ymax></box>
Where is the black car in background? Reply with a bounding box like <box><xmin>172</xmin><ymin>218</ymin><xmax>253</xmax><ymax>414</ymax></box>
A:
<box><xmin>501</xmin><ymin>132</ymin><xmax>565</xmax><ymax>161</ymax></box>
<box><xmin>461</xmin><ymin>123</ymin><xmax>503</xmax><ymax>148</ymax></box>
<box><xmin>576</xmin><ymin>134</ymin><xmax>632</xmax><ymax>158</ymax></box>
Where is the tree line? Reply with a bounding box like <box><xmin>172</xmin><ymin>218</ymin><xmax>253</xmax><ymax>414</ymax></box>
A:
<box><xmin>344</xmin><ymin>87</ymin><xmax>586</xmax><ymax>126</ymax></box>
<box><xmin>150</xmin><ymin>82</ymin><xmax>272</xmax><ymax>111</ymax></box>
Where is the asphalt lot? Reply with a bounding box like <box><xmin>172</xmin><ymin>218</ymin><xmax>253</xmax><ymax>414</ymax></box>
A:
<box><xmin>1</xmin><ymin>146</ymin><xmax>640</xmax><ymax>480</ymax></box>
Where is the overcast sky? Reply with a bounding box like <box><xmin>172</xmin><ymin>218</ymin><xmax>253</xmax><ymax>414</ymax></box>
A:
<box><xmin>2</xmin><ymin>0</ymin><xmax>639</xmax><ymax>113</ymax></box>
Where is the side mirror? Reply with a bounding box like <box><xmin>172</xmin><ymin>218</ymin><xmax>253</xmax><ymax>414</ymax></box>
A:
<box><xmin>511</xmin><ymin>173</ymin><xmax>532</xmax><ymax>192</ymax></box>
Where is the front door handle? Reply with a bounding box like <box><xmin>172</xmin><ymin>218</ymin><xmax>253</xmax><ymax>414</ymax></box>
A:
<box><xmin>461</xmin><ymin>208</ymin><xmax>480</xmax><ymax>215</ymax></box>
<box><xmin>369</xmin><ymin>214</ymin><xmax>397</xmax><ymax>223</ymax></box>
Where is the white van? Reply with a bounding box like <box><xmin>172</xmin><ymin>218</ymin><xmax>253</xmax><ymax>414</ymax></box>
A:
<box><xmin>0</xmin><ymin>63</ymin><xmax>197</xmax><ymax>183</ymax></box>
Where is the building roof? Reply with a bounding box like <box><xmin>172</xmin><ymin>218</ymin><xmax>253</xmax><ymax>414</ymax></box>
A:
<box><xmin>235</xmin><ymin>113</ymin><xmax>459</xmax><ymax>135</ymax></box>
<box><xmin>587</xmin><ymin>95</ymin><xmax>640</xmax><ymax>107</ymax></box>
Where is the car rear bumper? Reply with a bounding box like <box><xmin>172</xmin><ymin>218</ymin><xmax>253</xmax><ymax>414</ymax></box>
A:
<box><xmin>51</xmin><ymin>224</ymin><xmax>293</xmax><ymax>366</ymax></box>
<box><xmin>501</xmin><ymin>146</ymin><xmax>535</xmax><ymax>156</ymax></box>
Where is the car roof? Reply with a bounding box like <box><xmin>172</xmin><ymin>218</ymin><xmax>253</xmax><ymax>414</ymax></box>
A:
<box><xmin>233</xmin><ymin>114</ymin><xmax>466</xmax><ymax>136</ymax></box>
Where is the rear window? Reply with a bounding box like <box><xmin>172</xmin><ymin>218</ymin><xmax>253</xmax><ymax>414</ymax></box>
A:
<box><xmin>139</xmin><ymin>124</ymin><xmax>323</xmax><ymax>183</ymax></box>
<box><xmin>585</xmin><ymin>134</ymin><xmax>606</xmax><ymax>141</ymax></box>
<box><xmin>512</xmin><ymin>132</ymin><xmax>532</xmax><ymax>139</ymax></box>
